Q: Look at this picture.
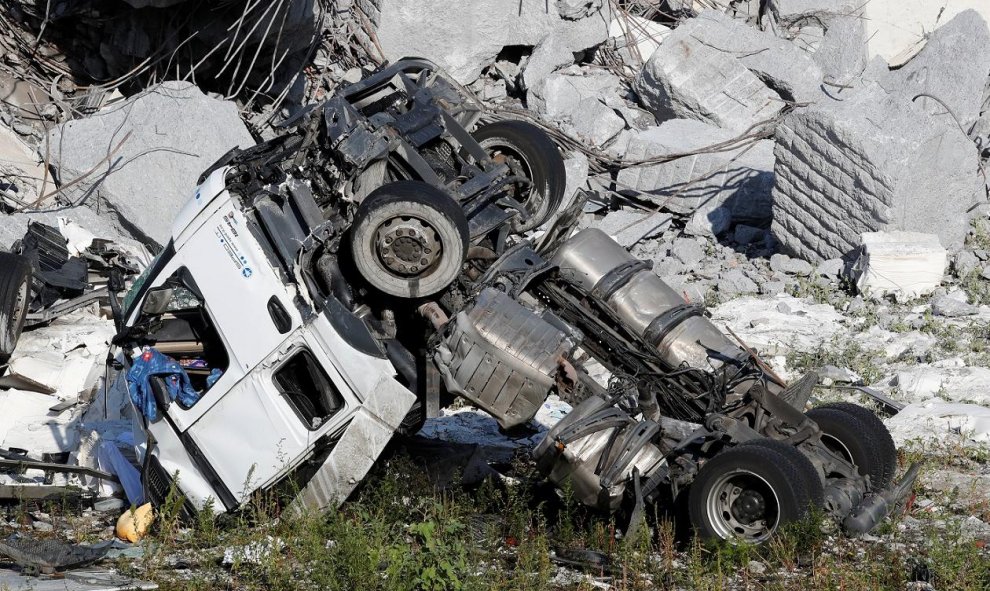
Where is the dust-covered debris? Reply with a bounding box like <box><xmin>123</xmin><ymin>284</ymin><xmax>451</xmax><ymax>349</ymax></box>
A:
<box><xmin>48</xmin><ymin>82</ymin><xmax>255</xmax><ymax>246</ymax></box>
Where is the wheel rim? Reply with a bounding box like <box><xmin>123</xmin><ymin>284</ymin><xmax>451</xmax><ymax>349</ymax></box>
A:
<box><xmin>706</xmin><ymin>469</ymin><xmax>781</xmax><ymax>543</ymax></box>
<box><xmin>374</xmin><ymin>215</ymin><xmax>443</xmax><ymax>278</ymax></box>
<box><xmin>820</xmin><ymin>433</ymin><xmax>854</xmax><ymax>465</ymax></box>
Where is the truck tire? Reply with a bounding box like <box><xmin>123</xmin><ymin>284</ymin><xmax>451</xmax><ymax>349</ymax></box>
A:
<box><xmin>350</xmin><ymin>181</ymin><xmax>469</xmax><ymax>298</ymax></box>
<box><xmin>689</xmin><ymin>439</ymin><xmax>823</xmax><ymax>543</ymax></box>
<box><xmin>807</xmin><ymin>402</ymin><xmax>897</xmax><ymax>491</ymax></box>
<box><xmin>472</xmin><ymin>120</ymin><xmax>566</xmax><ymax>232</ymax></box>
<box><xmin>0</xmin><ymin>252</ymin><xmax>32</xmax><ymax>366</ymax></box>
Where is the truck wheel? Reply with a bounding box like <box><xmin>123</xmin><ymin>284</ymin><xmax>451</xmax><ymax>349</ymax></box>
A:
<box><xmin>350</xmin><ymin>181</ymin><xmax>469</xmax><ymax>298</ymax></box>
<box><xmin>0</xmin><ymin>252</ymin><xmax>32</xmax><ymax>365</ymax></box>
<box><xmin>807</xmin><ymin>402</ymin><xmax>897</xmax><ymax>491</ymax></box>
<box><xmin>472</xmin><ymin>120</ymin><xmax>566</xmax><ymax>232</ymax></box>
<box><xmin>689</xmin><ymin>440</ymin><xmax>823</xmax><ymax>543</ymax></box>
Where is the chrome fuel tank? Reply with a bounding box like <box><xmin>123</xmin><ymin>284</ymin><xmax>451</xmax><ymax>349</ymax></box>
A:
<box><xmin>551</xmin><ymin>228</ymin><xmax>743</xmax><ymax>370</ymax></box>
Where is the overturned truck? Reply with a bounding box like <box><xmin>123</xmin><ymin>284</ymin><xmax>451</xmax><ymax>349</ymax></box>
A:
<box><xmin>111</xmin><ymin>59</ymin><xmax>917</xmax><ymax>543</ymax></box>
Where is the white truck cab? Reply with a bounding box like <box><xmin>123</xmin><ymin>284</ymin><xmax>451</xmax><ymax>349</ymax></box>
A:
<box><xmin>121</xmin><ymin>167</ymin><xmax>414</xmax><ymax>515</ymax></box>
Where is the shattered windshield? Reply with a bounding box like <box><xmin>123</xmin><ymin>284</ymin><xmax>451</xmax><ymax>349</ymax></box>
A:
<box><xmin>122</xmin><ymin>243</ymin><xmax>175</xmax><ymax>317</ymax></box>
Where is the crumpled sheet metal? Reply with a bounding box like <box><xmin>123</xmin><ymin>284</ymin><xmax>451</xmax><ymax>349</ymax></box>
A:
<box><xmin>0</xmin><ymin>567</ymin><xmax>156</xmax><ymax>590</ymax></box>
<box><xmin>0</xmin><ymin>535</ymin><xmax>113</xmax><ymax>574</ymax></box>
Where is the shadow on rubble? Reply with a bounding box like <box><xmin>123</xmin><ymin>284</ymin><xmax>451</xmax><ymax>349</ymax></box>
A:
<box><xmin>618</xmin><ymin>163</ymin><xmax>777</xmax><ymax>258</ymax></box>
<box><xmin>3</xmin><ymin>0</ymin><xmax>321</xmax><ymax>110</ymax></box>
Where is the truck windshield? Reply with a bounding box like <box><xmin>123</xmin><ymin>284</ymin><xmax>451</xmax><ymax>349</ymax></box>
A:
<box><xmin>122</xmin><ymin>242</ymin><xmax>175</xmax><ymax>318</ymax></box>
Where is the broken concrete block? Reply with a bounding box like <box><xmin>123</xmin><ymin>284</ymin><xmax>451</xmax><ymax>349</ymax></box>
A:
<box><xmin>685</xmin><ymin>205</ymin><xmax>732</xmax><ymax>237</ymax></box>
<box><xmin>522</xmin><ymin>34</ymin><xmax>577</xmax><ymax>91</ymax></box>
<box><xmin>954</xmin><ymin>250</ymin><xmax>980</xmax><ymax>277</ymax></box>
<box><xmin>671</xmin><ymin>237</ymin><xmax>705</xmax><ymax>266</ymax></box>
<box><xmin>608</xmin><ymin>13</ymin><xmax>671</xmax><ymax>64</ymax></box>
<box><xmin>863</xmin><ymin>1</ymin><xmax>990</xmax><ymax>67</ymax></box>
<box><xmin>634</xmin><ymin>21</ymin><xmax>784</xmax><ymax>132</ymax></box>
<box><xmin>569</xmin><ymin>99</ymin><xmax>626</xmax><ymax>147</ymax></box>
<box><xmin>558</xmin><ymin>0</ymin><xmax>603</xmax><ymax>20</ymax></box>
<box><xmin>771</xmin><ymin>80</ymin><xmax>981</xmax><ymax>262</ymax></box>
<box><xmin>770</xmin><ymin>0</ymin><xmax>859</xmax><ymax>19</ymax></box>
<box><xmin>653</xmin><ymin>258</ymin><xmax>685</xmax><ymax>277</ymax></box>
<box><xmin>881</xmin><ymin>10</ymin><xmax>990</xmax><ymax>129</ymax></box>
<box><xmin>593</xmin><ymin>209</ymin><xmax>672</xmax><ymax>247</ymax></box>
<box><xmin>711</xmin><ymin>293</ymin><xmax>846</xmax><ymax>355</ymax></box>
<box><xmin>717</xmin><ymin>268</ymin><xmax>759</xmax><ymax>296</ymax></box>
<box><xmin>886</xmin><ymin>401</ymin><xmax>990</xmax><ymax>446</ymax></box>
<box><xmin>528</xmin><ymin>67</ymin><xmax>626</xmax><ymax>146</ymax></box>
<box><xmin>561</xmin><ymin>152</ymin><xmax>590</xmax><ymax>208</ymax></box>
<box><xmin>375</xmin><ymin>0</ymin><xmax>611</xmax><ymax>84</ymax></box>
<box><xmin>761</xmin><ymin>280</ymin><xmax>786</xmax><ymax>296</ymax></box>
<box><xmin>893</xmin><ymin>365</ymin><xmax>990</xmax><ymax>406</ymax></box>
<box><xmin>933</xmin><ymin>293</ymin><xmax>979</xmax><ymax>317</ymax></box>
<box><xmin>677</xmin><ymin>10</ymin><xmax>825</xmax><ymax>103</ymax></box>
<box><xmin>813</xmin><ymin>15</ymin><xmax>869</xmax><ymax>84</ymax></box>
<box><xmin>769</xmin><ymin>253</ymin><xmax>813</xmax><ymax>276</ymax></box>
<box><xmin>815</xmin><ymin>258</ymin><xmax>845</xmax><ymax>279</ymax></box>
<box><xmin>48</xmin><ymin>82</ymin><xmax>254</xmax><ymax>246</ymax></box>
<box><xmin>615</xmin><ymin>119</ymin><xmax>775</xmax><ymax>224</ymax></box>
<box><xmin>0</xmin><ymin>124</ymin><xmax>46</xmax><ymax>208</ymax></box>
<box><xmin>854</xmin><ymin>232</ymin><xmax>947</xmax><ymax>301</ymax></box>
<box><xmin>528</xmin><ymin>66</ymin><xmax>622</xmax><ymax>119</ymax></box>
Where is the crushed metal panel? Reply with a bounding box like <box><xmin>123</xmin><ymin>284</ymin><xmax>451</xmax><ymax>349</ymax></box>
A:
<box><xmin>289</xmin><ymin>387</ymin><xmax>413</xmax><ymax>513</ymax></box>
<box><xmin>0</xmin><ymin>536</ymin><xmax>112</xmax><ymax>574</ymax></box>
<box><xmin>0</xmin><ymin>568</ymin><xmax>156</xmax><ymax>590</ymax></box>
<box><xmin>435</xmin><ymin>288</ymin><xmax>573</xmax><ymax>429</ymax></box>
<box><xmin>288</xmin><ymin>372</ymin><xmax>415</xmax><ymax>511</ymax></box>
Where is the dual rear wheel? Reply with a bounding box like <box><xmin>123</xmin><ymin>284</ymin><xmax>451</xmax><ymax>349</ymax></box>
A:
<box><xmin>689</xmin><ymin>403</ymin><xmax>897</xmax><ymax>543</ymax></box>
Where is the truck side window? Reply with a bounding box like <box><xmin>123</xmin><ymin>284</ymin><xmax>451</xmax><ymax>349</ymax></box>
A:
<box><xmin>273</xmin><ymin>351</ymin><xmax>344</xmax><ymax>430</ymax></box>
<box><xmin>137</xmin><ymin>268</ymin><xmax>230</xmax><ymax>406</ymax></box>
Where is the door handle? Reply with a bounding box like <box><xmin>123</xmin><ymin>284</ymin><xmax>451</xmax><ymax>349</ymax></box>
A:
<box><xmin>267</xmin><ymin>296</ymin><xmax>292</xmax><ymax>334</ymax></box>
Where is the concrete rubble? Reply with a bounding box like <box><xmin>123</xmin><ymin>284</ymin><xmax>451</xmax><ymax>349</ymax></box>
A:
<box><xmin>373</xmin><ymin>0</ymin><xmax>612</xmax><ymax>86</ymax></box>
<box><xmin>527</xmin><ymin>67</ymin><xmax>627</xmax><ymax>148</ymax></box>
<box><xmin>854</xmin><ymin>232</ymin><xmax>948</xmax><ymax>301</ymax></box>
<box><xmin>880</xmin><ymin>9</ymin><xmax>990</xmax><ymax>129</ymax></box>
<box><xmin>675</xmin><ymin>10</ymin><xmax>825</xmax><ymax>104</ymax></box>
<box><xmin>771</xmin><ymin>72</ymin><xmax>982</xmax><ymax>262</ymax></box>
<box><xmin>634</xmin><ymin>24</ymin><xmax>784</xmax><ymax>133</ymax></box>
<box><xmin>812</xmin><ymin>15</ymin><xmax>869</xmax><ymax>83</ymax></box>
<box><xmin>861</xmin><ymin>0</ymin><xmax>990</xmax><ymax>67</ymax></box>
<box><xmin>608</xmin><ymin>13</ymin><xmax>671</xmax><ymax>65</ymax></box>
<box><xmin>0</xmin><ymin>310</ymin><xmax>114</xmax><ymax>397</ymax></box>
<box><xmin>614</xmin><ymin>119</ymin><xmax>775</xmax><ymax>224</ymax></box>
<box><xmin>48</xmin><ymin>82</ymin><xmax>254</xmax><ymax>246</ymax></box>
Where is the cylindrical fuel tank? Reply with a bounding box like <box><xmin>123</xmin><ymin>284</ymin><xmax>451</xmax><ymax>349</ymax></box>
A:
<box><xmin>551</xmin><ymin>228</ymin><xmax>744</xmax><ymax>371</ymax></box>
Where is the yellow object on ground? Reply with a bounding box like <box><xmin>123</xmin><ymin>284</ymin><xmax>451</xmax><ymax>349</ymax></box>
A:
<box><xmin>116</xmin><ymin>503</ymin><xmax>154</xmax><ymax>543</ymax></box>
